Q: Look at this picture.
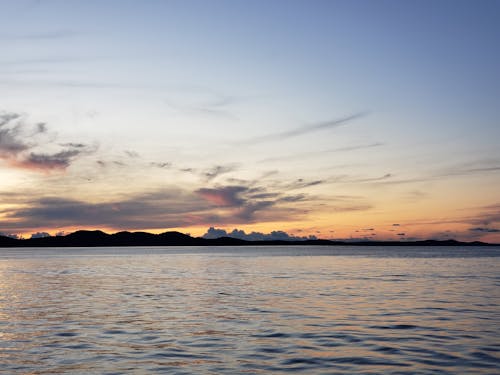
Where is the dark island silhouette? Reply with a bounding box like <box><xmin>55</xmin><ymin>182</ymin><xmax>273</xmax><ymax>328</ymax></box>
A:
<box><xmin>0</xmin><ymin>230</ymin><xmax>496</xmax><ymax>247</ymax></box>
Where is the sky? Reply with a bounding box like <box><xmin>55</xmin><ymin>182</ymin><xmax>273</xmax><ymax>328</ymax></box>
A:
<box><xmin>0</xmin><ymin>0</ymin><xmax>499</xmax><ymax>242</ymax></box>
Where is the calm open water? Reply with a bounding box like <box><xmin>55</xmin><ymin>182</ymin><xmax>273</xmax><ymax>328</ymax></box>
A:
<box><xmin>0</xmin><ymin>246</ymin><xmax>499</xmax><ymax>374</ymax></box>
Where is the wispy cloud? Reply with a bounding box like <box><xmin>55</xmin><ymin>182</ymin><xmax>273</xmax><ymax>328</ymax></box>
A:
<box><xmin>0</xmin><ymin>30</ymin><xmax>79</xmax><ymax>40</ymax></box>
<box><xmin>270</xmin><ymin>178</ymin><xmax>324</xmax><ymax>191</ymax></box>
<box><xmin>469</xmin><ymin>227</ymin><xmax>500</xmax><ymax>233</ymax></box>
<box><xmin>203</xmin><ymin>164</ymin><xmax>238</xmax><ymax>181</ymax></box>
<box><xmin>468</xmin><ymin>203</ymin><xmax>500</xmax><ymax>227</ymax></box>
<box><xmin>164</xmin><ymin>93</ymin><xmax>240</xmax><ymax>120</ymax></box>
<box><xmin>433</xmin><ymin>160</ymin><xmax>500</xmax><ymax>179</ymax></box>
<box><xmin>258</xmin><ymin>142</ymin><xmax>383</xmax><ymax>163</ymax></box>
<box><xmin>371</xmin><ymin>159</ymin><xmax>500</xmax><ymax>186</ymax></box>
<box><xmin>150</xmin><ymin>162</ymin><xmax>172</xmax><ymax>169</ymax></box>
<box><xmin>243</xmin><ymin>112</ymin><xmax>368</xmax><ymax>145</ymax></box>
<box><xmin>124</xmin><ymin>150</ymin><xmax>140</xmax><ymax>158</ymax></box>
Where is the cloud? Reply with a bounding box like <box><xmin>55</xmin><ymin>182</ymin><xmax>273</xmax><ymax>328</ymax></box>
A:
<box><xmin>469</xmin><ymin>227</ymin><xmax>500</xmax><ymax>233</ymax></box>
<box><xmin>150</xmin><ymin>162</ymin><xmax>172</xmax><ymax>169</ymax></box>
<box><xmin>274</xmin><ymin>178</ymin><xmax>324</xmax><ymax>191</ymax></box>
<box><xmin>372</xmin><ymin>160</ymin><xmax>500</xmax><ymax>186</ymax></box>
<box><xmin>202</xmin><ymin>227</ymin><xmax>317</xmax><ymax>241</ymax></box>
<box><xmin>0</xmin><ymin>30</ymin><xmax>79</xmax><ymax>40</ymax></box>
<box><xmin>0</xmin><ymin>112</ymin><xmax>30</xmax><ymax>156</ymax></box>
<box><xmin>196</xmin><ymin>186</ymin><xmax>248</xmax><ymax>206</ymax></box>
<box><xmin>195</xmin><ymin>182</ymin><xmax>312</xmax><ymax>219</ymax></box>
<box><xmin>203</xmin><ymin>164</ymin><xmax>238</xmax><ymax>181</ymax></box>
<box><xmin>259</xmin><ymin>142</ymin><xmax>383</xmax><ymax>163</ymax></box>
<box><xmin>2</xmin><ymin>191</ymin><xmax>207</xmax><ymax>231</ymax></box>
<box><xmin>0</xmin><ymin>232</ymin><xmax>20</xmax><ymax>239</ymax></box>
<box><xmin>468</xmin><ymin>204</ymin><xmax>500</xmax><ymax>227</ymax></box>
<box><xmin>125</xmin><ymin>150</ymin><xmax>140</xmax><ymax>158</ymax></box>
<box><xmin>2</xmin><ymin>182</ymin><xmax>311</xmax><ymax>232</ymax></box>
<box><xmin>202</xmin><ymin>227</ymin><xmax>228</xmax><ymax>239</ymax></box>
<box><xmin>244</xmin><ymin>112</ymin><xmax>368</xmax><ymax>144</ymax></box>
<box><xmin>434</xmin><ymin>160</ymin><xmax>500</xmax><ymax>178</ymax></box>
<box><xmin>30</xmin><ymin>232</ymin><xmax>50</xmax><ymax>239</ymax></box>
<box><xmin>0</xmin><ymin>111</ymin><xmax>96</xmax><ymax>172</ymax></box>
<box><xmin>236</xmin><ymin>200</ymin><xmax>275</xmax><ymax>221</ymax></box>
<box><xmin>164</xmin><ymin>92</ymin><xmax>240</xmax><ymax>120</ymax></box>
<box><xmin>13</xmin><ymin>148</ymin><xmax>92</xmax><ymax>171</ymax></box>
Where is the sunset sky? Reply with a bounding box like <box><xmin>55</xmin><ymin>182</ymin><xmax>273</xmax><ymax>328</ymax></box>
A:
<box><xmin>0</xmin><ymin>0</ymin><xmax>499</xmax><ymax>242</ymax></box>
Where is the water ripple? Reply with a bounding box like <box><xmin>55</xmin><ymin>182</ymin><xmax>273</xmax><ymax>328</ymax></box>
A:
<box><xmin>0</xmin><ymin>246</ymin><xmax>499</xmax><ymax>374</ymax></box>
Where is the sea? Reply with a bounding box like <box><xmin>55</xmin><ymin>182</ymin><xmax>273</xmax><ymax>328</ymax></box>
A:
<box><xmin>0</xmin><ymin>245</ymin><xmax>499</xmax><ymax>374</ymax></box>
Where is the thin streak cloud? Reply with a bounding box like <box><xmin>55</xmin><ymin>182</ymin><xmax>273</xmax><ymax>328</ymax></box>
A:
<box><xmin>0</xmin><ymin>30</ymin><xmax>79</xmax><ymax>40</ymax></box>
<box><xmin>259</xmin><ymin>142</ymin><xmax>383</xmax><ymax>163</ymax></box>
<box><xmin>243</xmin><ymin>112</ymin><xmax>368</xmax><ymax>145</ymax></box>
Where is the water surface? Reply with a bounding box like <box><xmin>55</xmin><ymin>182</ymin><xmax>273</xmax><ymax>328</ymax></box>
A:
<box><xmin>1</xmin><ymin>246</ymin><xmax>499</xmax><ymax>374</ymax></box>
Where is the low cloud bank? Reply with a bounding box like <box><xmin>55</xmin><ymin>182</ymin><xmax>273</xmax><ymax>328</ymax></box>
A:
<box><xmin>202</xmin><ymin>227</ymin><xmax>317</xmax><ymax>241</ymax></box>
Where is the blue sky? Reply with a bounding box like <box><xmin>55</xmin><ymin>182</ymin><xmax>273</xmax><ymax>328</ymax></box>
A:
<box><xmin>0</xmin><ymin>0</ymin><xmax>499</xmax><ymax>241</ymax></box>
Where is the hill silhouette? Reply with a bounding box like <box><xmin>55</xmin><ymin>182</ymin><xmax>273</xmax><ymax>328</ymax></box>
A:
<box><xmin>0</xmin><ymin>230</ymin><xmax>495</xmax><ymax>247</ymax></box>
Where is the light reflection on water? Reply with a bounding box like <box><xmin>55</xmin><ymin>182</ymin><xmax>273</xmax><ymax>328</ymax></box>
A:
<box><xmin>0</xmin><ymin>246</ymin><xmax>499</xmax><ymax>374</ymax></box>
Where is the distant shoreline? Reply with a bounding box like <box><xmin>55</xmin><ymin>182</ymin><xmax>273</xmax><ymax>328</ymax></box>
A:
<box><xmin>0</xmin><ymin>230</ymin><xmax>497</xmax><ymax>247</ymax></box>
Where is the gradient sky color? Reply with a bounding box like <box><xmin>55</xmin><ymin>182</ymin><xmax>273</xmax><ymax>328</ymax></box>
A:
<box><xmin>0</xmin><ymin>0</ymin><xmax>499</xmax><ymax>242</ymax></box>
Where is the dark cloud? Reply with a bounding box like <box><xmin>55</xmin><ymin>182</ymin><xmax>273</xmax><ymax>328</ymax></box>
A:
<box><xmin>277</xmin><ymin>194</ymin><xmax>307</xmax><ymax>203</ymax></box>
<box><xmin>276</xmin><ymin>178</ymin><xmax>324</xmax><ymax>191</ymax></box>
<box><xmin>0</xmin><ymin>112</ymin><xmax>30</xmax><ymax>156</ymax></box>
<box><xmin>249</xmin><ymin>192</ymin><xmax>281</xmax><ymax>200</ymax></box>
<box><xmin>151</xmin><ymin>162</ymin><xmax>172</xmax><ymax>169</ymax></box>
<box><xmin>244</xmin><ymin>112</ymin><xmax>368</xmax><ymax>144</ymax></box>
<box><xmin>0</xmin><ymin>232</ymin><xmax>20</xmax><ymax>239</ymax></box>
<box><xmin>357</xmin><ymin>173</ymin><xmax>393</xmax><ymax>183</ymax></box>
<box><xmin>202</xmin><ymin>227</ymin><xmax>228</xmax><ymax>239</ymax></box>
<box><xmin>204</xmin><ymin>164</ymin><xmax>238</xmax><ymax>181</ymax></box>
<box><xmin>0</xmin><ymin>111</ymin><xmax>96</xmax><ymax>172</ymax></box>
<box><xmin>236</xmin><ymin>200</ymin><xmax>275</xmax><ymax>221</ymax></box>
<box><xmin>125</xmin><ymin>150</ymin><xmax>140</xmax><ymax>158</ymax></box>
<box><xmin>202</xmin><ymin>227</ymin><xmax>317</xmax><ymax>241</ymax></box>
<box><xmin>16</xmin><ymin>148</ymin><xmax>90</xmax><ymax>171</ymax></box>
<box><xmin>330</xmin><ymin>204</ymin><xmax>372</xmax><ymax>212</ymax></box>
<box><xmin>330</xmin><ymin>173</ymin><xmax>394</xmax><ymax>184</ymax></box>
<box><xmin>469</xmin><ymin>227</ymin><xmax>500</xmax><ymax>233</ymax></box>
<box><xmin>468</xmin><ymin>204</ymin><xmax>500</xmax><ymax>227</ymax></box>
<box><xmin>35</xmin><ymin>122</ymin><xmax>47</xmax><ymax>134</ymax></box>
<box><xmin>2</xmin><ymin>191</ymin><xmax>208</xmax><ymax>231</ymax></box>
<box><xmin>196</xmin><ymin>186</ymin><xmax>248</xmax><ymax>206</ymax></box>
<box><xmin>203</xmin><ymin>183</ymin><xmax>309</xmax><ymax>223</ymax></box>
<box><xmin>30</xmin><ymin>232</ymin><xmax>50</xmax><ymax>239</ymax></box>
<box><xmin>2</xmin><ymin>182</ymin><xmax>313</xmax><ymax>232</ymax></box>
